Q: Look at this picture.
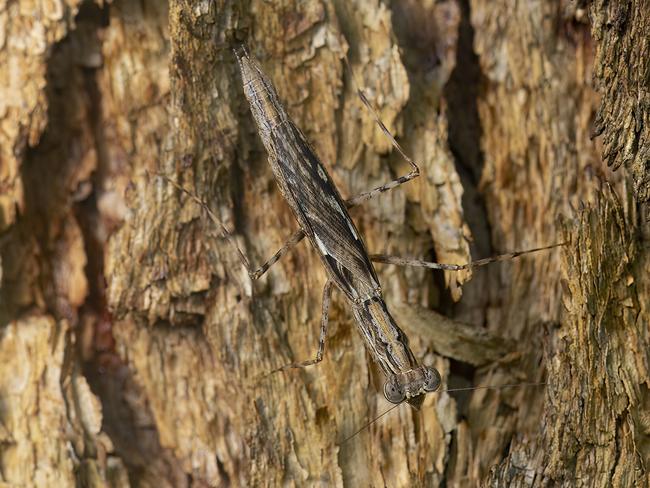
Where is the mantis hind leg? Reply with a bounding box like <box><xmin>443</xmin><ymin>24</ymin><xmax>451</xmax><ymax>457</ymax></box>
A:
<box><xmin>369</xmin><ymin>243</ymin><xmax>565</xmax><ymax>271</ymax></box>
<box><xmin>342</xmin><ymin>56</ymin><xmax>420</xmax><ymax>208</ymax></box>
<box><xmin>159</xmin><ymin>173</ymin><xmax>305</xmax><ymax>279</ymax></box>
<box><xmin>264</xmin><ymin>279</ymin><xmax>334</xmax><ymax>375</ymax></box>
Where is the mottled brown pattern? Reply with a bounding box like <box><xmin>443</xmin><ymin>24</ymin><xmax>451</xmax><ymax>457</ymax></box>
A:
<box><xmin>4</xmin><ymin>1</ymin><xmax>647</xmax><ymax>485</ymax></box>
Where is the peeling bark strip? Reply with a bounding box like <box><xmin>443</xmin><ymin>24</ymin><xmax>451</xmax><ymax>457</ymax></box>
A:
<box><xmin>233</xmin><ymin>46</ymin><xmax>441</xmax><ymax>408</ymax></box>
<box><xmin>590</xmin><ymin>0</ymin><xmax>650</xmax><ymax>201</ymax></box>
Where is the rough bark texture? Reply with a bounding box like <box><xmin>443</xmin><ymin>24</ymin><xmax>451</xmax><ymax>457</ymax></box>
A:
<box><xmin>0</xmin><ymin>1</ymin><xmax>648</xmax><ymax>487</ymax></box>
<box><xmin>591</xmin><ymin>0</ymin><xmax>650</xmax><ymax>202</ymax></box>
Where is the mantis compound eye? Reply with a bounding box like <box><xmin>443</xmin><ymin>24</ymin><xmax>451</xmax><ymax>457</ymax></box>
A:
<box><xmin>423</xmin><ymin>367</ymin><xmax>441</xmax><ymax>393</ymax></box>
<box><xmin>384</xmin><ymin>379</ymin><xmax>406</xmax><ymax>404</ymax></box>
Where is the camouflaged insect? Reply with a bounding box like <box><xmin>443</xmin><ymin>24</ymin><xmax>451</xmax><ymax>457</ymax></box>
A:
<box><xmin>234</xmin><ymin>46</ymin><xmax>440</xmax><ymax>408</ymax></box>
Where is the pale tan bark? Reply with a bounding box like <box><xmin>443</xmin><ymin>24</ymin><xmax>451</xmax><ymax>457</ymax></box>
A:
<box><xmin>1</xmin><ymin>1</ymin><xmax>648</xmax><ymax>487</ymax></box>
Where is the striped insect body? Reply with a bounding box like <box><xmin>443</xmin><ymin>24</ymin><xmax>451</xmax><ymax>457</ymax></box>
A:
<box><xmin>235</xmin><ymin>46</ymin><xmax>440</xmax><ymax>407</ymax></box>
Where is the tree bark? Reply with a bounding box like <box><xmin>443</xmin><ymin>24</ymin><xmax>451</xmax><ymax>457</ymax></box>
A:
<box><xmin>0</xmin><ymin>1</ymin><xmax>648</xmax><ymax>487</ymax></box>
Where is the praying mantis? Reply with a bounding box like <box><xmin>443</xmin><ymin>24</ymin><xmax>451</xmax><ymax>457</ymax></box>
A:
<box><xmin>162</xmin><ymin>44</ymin><xmax>560</xmax><ymax>410</ymax></box>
